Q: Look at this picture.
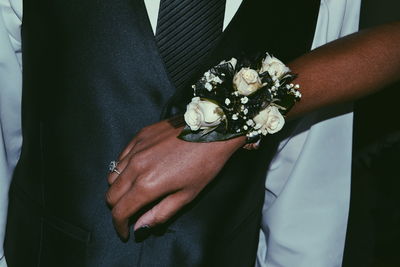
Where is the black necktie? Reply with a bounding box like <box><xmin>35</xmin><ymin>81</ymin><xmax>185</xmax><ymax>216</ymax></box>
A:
<box><xmin>155</xmin><ymin>0</ymin><xmax>226</xmax><ymax>91</ymax></box>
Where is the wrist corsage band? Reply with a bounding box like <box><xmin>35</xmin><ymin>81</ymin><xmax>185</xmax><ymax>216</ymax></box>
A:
<box><xmin>179</xmin><ymin>53</ymin><xmax>301</xmax><ymax>144</ymax></box>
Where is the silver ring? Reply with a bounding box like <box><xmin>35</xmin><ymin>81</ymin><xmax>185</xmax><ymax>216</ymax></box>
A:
<box><xmin>109</xmin><ymin>161</ymin><xmax>121</xmax><ymax>175</ymax></box>
<box><xmin>112</xmin><ymin>168</ymin><xmax>121</xmax><ymax>175</ymax></box>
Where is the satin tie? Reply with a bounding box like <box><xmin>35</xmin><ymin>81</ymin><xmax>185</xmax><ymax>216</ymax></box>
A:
<box><xmin>155</xmin><ymin>0</ymin><xmax>226</xmax><ymax>91</ymax></box>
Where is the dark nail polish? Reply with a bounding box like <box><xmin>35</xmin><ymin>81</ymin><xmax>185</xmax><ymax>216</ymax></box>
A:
<box><xmin>115</xmin><ymin>227</ymin><xmax>130</xmax><ymax>242</ymax></box>
<box><xmin>134</xmin><ymin>225</ymin><xmax>151</xmax><ymax>242</ymax></box>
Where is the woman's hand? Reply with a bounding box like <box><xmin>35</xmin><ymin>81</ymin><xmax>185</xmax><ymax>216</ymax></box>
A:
<box><xmin>106</xmin><ymin>21</ymin><xmax>400</xmax><ymax>241</ymax></box>
<box><xmin>106</xmin><ymin>117</ymin><xmax>245</xmax><ymax>240</ymax></box>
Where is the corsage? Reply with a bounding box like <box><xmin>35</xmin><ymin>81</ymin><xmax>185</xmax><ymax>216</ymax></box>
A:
<box><xmin>179</xmin><ymin>53</ymin><xmax>302</xmax><ymax>144</ymax></box>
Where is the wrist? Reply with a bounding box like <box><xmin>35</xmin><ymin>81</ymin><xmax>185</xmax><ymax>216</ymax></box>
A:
<box><xmin>213</xmin><ymin>135</ymin><xmax>246</xmax><ymax>155</ymax></box>
<box><xmin>179</xmin><ymin>53</ymin><xmax>301</xmax><ymax>148</ymax></box>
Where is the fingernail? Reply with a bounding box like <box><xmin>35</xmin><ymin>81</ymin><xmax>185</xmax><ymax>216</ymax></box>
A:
<box><xmin>134</xmin><ymin>225</ymin><xmax>151</xmax><ymax>242</ymax></box>
<box><xmin>116</xmin><ymin>229</ymin><xmax>130</xmax><ymax>242</ymax></box>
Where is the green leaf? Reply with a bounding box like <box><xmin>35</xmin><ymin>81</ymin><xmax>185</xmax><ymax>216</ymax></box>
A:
<box><xmin>178</xmin><ymin>126</ymin><xmax>244</xmax><ymax>142</ymax></box>
<box><xmin>274</xmin><ymin>95</ymin><xmax>296</xmax><ymax>115</ymax></box>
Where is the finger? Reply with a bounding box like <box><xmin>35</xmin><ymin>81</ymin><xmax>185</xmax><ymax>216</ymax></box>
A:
<box><xmin>111</xmin><ymin>183</ymin><xmax>169</xmax><ymax>240</ymax></box>
<box><xmin>107</xmin><ymin>157</ymin><xmax>130</xmax><ymax>185</ymax></box>
<box><xmin>133</xmin><ymin>191</ymin><xmax>191</xmax><ymax>232</ymax></box>
<box><xmin>118</xmin><ymin>138</ymin><xmax>139</xmax><ymax>161</ymax></box>
<box><xmin>109</xmin><ymin>136</ymin><xmax>146</xmax><ymax>186</ymax></box>
<box><xmin>115</xmin><ymin>131</ymin><xmax>153</xmax><ymax>168</ymax></box>
<box><xmin>106</xmin><ymin>159</ymin><xmax>140</xmax><ymax>206</ymax></box>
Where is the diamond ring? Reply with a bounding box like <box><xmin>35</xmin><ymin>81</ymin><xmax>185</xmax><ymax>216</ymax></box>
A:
<box><xmin>109</xmin><ymin>161</ymin><xmax>121</xmax><ymax>175</ymax></box>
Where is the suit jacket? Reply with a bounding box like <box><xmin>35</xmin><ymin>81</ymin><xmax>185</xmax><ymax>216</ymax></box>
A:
<box><xmin>5</xmin><ymin>1</ymin><xmax>320</xmax><ymax>266</ymax></box>
<box><xmin>343</xmin><ymin>1</ymin><xmax>400</xmax><ymax>266</ymax></box>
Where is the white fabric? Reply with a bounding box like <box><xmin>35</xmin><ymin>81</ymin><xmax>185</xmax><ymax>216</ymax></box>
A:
<box><xmin>0</xmin><ymin>0</ymin><xmax>22</xmax><ymax>266</ymax></box>
<box><xmin>0</xmin><ymin>257</ymin><xmax>6</xmax><ymax>267</ymax></box>
<box><xmin>256</xmin><ymin>0</ymin><xmax>361</xmax><ymax>266</ymax></box>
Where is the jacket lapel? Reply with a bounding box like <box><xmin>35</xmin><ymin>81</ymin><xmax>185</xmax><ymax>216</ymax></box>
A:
<box><xmin>131</xmin><ymin>0</ymin><xmax>177</xmax><ymax>99</ymax></box>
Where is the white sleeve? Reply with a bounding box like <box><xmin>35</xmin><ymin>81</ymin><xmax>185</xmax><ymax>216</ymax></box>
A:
<box><xmin>0</xmin><ymin>0</ymin><xmax>23</xmax><ymax>266</ymax></box>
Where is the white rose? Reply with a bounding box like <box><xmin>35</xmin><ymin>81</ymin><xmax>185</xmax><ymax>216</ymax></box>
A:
<box><xmin>260</xmin><ymin>54</ymin><xmax>290</xmax><ymax>79</ymax></box>
<box><xmin>184</xmin><ymin>97</ymin><xmax>223</xmax><ymax>131</ymax></box>
<box><xmin>233</xmin><ymin>68</ymin><xmax>263</xmax><ymax>96</ymax></box>
<box><xmin>253</xmin><ymin>105</ymin><xmax>285</xmax><ymax>135</ymax></box>
<box><xmin>220</xmin><ymin>57</ymin><xmax>238</xmax><ymax>69</ymax></box>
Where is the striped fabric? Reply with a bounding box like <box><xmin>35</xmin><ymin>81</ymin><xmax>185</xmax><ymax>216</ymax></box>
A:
<box><xmin>155</xmin><ymin>0</ymin><xmax>226</xmax><ymax>91</ymax></box>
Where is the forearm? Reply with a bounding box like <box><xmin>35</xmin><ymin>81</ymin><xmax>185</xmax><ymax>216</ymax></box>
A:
<box><xmin>227</xmin><ymin>22</ymin><xmax>400</xmax><ymax>148</ymax></box>
<box><xmin>288</xmin><ymin>21</ymin><xmax>400</xmax><ymax>118</ymax></box>
<box><xmin>185</xmin><ymin>22</ymin><xmax>400</xmax><ymax>149</ymax></box>
<box><xmin>108</xmin><ymin>21</ymin><xmax>400</xmax><ymax>236</ymax></box>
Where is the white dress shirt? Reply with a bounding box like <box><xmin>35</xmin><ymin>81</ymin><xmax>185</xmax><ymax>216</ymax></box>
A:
<box><xmin>0</xmin><ymin>0</ymin><xmax>360</xmax><ymax>266</ymax></box>
<box><xmin>256</xmin><ymin>0</ymin><xmax>360</xmax><ymax>266</ymax></box>
<box><xmin>0</xmin><ymin>0</ymin><xmax>22</xmax><ymax>266</ymax></box>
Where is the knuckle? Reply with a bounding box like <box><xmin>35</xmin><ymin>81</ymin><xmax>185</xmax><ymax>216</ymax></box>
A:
<box><xmin>111</xmin><ymin>206</ymin><xmax>125</xmax><ymax>222</ymax></box>
<box><xmin>133</xmin><ymin>151</ymin><xmax>147</xmax><ymax>163</ymax></box>
<box><xmin>107</xmin><ymin>175</ymin><xmax>115</xmax><ymax>185</ymax></box>
<box><xmin>137</xmin><ymin>127</ymin><xmax>150</xmax><ymax>137</ymax></box>
<box><xmin>138</xmin><ymin>149</ymin><xmax>151</xmax><ymax>160</ymax></box>
<box><xmin>134</xmin><ymin>179</ymin><xmax>153</xmax><ymax>194</ymax></box>
<box><xmin>128</xmin><ymin>155</ymin><xmax>143</xmax><ymax>172</ymax></box>
<box><xmin>105</xmin><ymin>191</ymin><xmax>115</xmax><ymax>206</ymax></box>
<box><xmin>181</xmin><ymin>191</ymin><xmax>196</xmax><ymax>205</ymax></box>
<box><xmin>110</xmin><ymin>176</ymin><xmax>125</xmax><ymax>191</ymax></box>
<box><xmin>153</xmin><ymin>210</ymin><xmax>169</xmax><ymax>225</ymax></box>
<box><xmin>128</xmin><ymin>156</ymin><xmax>138</xmax><ymax>168</ymax></box>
